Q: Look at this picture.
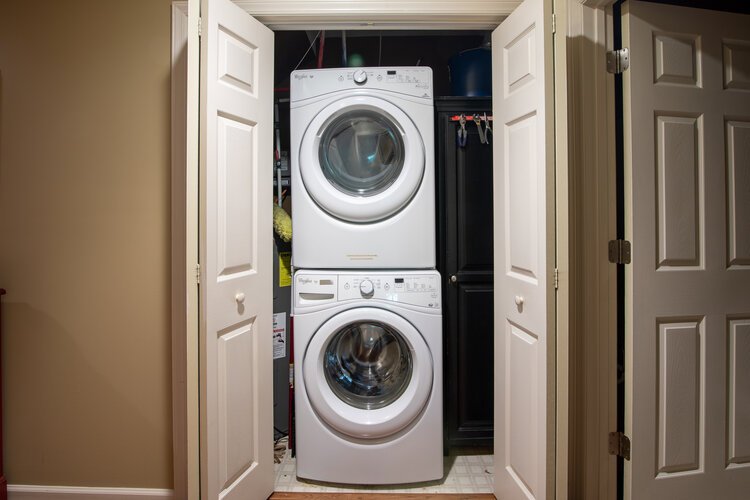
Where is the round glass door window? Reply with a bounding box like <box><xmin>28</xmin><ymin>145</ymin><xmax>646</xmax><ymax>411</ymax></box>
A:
<box><xmin>318</xmin><ymin>110</ymin><xmax>405</xmax><ymax>197</ymax></box>
<box><xmin>324</xmin><ymin>321</ymin><xmax>413</xmax><ymax>410</ymax></box>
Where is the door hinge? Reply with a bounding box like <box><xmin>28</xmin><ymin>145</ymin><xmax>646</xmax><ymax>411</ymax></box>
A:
<box><xmin>195</xmin><ymin>263</ymin><xmax>201</xmax><ymax>284</ymax></box>
<box><xmin>552</xmin><ymin>13</ymin><xmax>556</xmax><ymax>34</ymax></box>
<box><xmin>606</xmin><ymin>48</ymin><xmax>630</xmax><ymax>74</ymax></box>
<box><xmin>553</xmin><ymin>268</ymin><xmax>559</xmax><ymax>290</ymax></box>
<box><xmin>608</xmin><ymin>239</ymin><xmax>632</xmax><ymax>264</ymax></box>
<box><xmin>197</xmin><ymin>17</ymin><xmax>202</xmax><ymax>37</ymax></box>
<box><xmin>608</xmin><ymin>431</ymin><xmax>631</xmax><ymax>460</ymax></box>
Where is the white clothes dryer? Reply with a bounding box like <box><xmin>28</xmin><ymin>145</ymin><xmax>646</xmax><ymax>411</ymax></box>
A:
<box><xmin>293</xmin><ymin>269</ymin><xmax>443</xmax><ymax>484</ymax></box>
<box><xmin>290</xmin><ymin>67</ymin><xmax>435</xmax><ymax>269</ymax></box>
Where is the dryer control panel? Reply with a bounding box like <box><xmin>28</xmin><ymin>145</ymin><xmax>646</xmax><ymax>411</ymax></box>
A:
<box><xmin>294</xmin><ymin>271</ymin><xmax>441</xmax><ymax>310</ymax></box>
<box><xmin>291</xmin><ymin>67</ymin><xmax>433</xmax><ymax>102</ymax></box>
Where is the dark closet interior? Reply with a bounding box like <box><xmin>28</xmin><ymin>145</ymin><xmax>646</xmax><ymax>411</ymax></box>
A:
<box><xmin>272</xmin><ymin>30</ymin><xmax>495</xmax><ymax>452</ymax></box>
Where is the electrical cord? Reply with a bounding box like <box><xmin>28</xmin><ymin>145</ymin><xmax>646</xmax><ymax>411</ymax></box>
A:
<box><xmin>293</xmin><ymin>31</ymin><xmax>322</xmax><ymax>72</ymax></box>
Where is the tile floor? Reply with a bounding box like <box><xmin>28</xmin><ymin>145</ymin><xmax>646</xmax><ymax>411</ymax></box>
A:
<box><xmin>274</xmin><ymin>450</ymin><xmax>494</xmax><ymax>494</ymax></box>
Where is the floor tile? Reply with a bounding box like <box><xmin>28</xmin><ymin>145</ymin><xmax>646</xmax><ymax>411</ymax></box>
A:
<box><xmin>274</xmin><ymin>449</ymin><xmax>493</xmax><ymax>494</ymax></box>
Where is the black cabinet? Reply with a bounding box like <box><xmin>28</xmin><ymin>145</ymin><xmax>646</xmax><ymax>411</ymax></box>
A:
<box><xmin>436</xmin><ymin>97</ymin><xmax>494</xmax><ymax>449</ymax></box>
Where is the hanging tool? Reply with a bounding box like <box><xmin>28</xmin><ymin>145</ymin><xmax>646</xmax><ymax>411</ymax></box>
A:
<box><xmin>275</xmin><ymin>117</ymin><xmax>283</xmax><ymax>207</ymax></box>
<box><xmin>457</xmin><ymin>114</ymin><xmax>468</xmax><ymax>147</ymax></box>
<box><xmin>483</xmin><ymin>112</ymin><xmax>492</xmax><ymax>141</ymax></box>
<box><xmin>474</xmin><ymin>115</ymin><xmax>486</xmax><ymax>144</ymax></box>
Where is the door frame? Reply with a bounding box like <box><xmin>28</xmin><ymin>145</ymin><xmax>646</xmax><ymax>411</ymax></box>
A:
<box><xmin>171</xmin><ymin>1</ymin><xmax>578</xmax><ymax>499</ymax></box>
<box><xmin>563</xmin><ymin>1</ymin><xmax>618</xmax><ymax>499</ymax></box>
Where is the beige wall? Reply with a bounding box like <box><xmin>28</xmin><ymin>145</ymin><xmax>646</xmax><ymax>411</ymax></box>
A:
<box><xmin>0</xmin><ymin>0</ymin><xmax>174</xmax><ymax>488</ymax></box>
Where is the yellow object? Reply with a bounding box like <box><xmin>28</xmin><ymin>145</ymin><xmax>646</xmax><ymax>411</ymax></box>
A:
<box><xmin>278</xmin><ymin>252</ymin><xmax>292</xmax><ymax>287</ymax></box>
<box><xmin>273</xmin><ymin>204</ymin><xmax>292</xmax><ymax>242</ymax></box>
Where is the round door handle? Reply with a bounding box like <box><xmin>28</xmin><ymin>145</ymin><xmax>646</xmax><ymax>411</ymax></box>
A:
<box><xmin>235</xmin><ymin>292</ymin><xmax>246</xmax><ymax>304</ymax></box>
<box><xmin>450</xmin><ymin>275</ymin><xmax>458</xmax><ymax>284</ymax></box>
<box><xmin>515</xmin><ymin>295</ymin><xmax>524</xmax><ymax>306</ymax></box>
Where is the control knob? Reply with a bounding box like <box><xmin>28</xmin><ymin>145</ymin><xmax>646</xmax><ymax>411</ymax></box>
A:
<box><xmin>359</xmin><ymin>279</ymin><xmax>374</xmax><ymax>298</ymax></box>
<box><xmin>353</xmin><ymin>69</ymin><xmax>368</xmax><ymax>85</ymax></box>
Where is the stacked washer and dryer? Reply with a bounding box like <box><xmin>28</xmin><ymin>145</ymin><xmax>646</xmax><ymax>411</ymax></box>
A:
<box><xmin>290</xmin><ymin>67</ymin><xmax>443</xmax><ymax>484</ymax></box>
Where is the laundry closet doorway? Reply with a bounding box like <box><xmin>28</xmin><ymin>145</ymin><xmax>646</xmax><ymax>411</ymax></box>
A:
<box><xmin>172</xmin><ymin>0</ymin><xmax>566</xmax><ymax>498</ymax></box>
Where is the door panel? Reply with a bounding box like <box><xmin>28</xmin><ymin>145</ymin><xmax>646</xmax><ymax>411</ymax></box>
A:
<box><xmin>456</xmin><ymin>284</ymin><xmax>494</xmax><ymax>430</ymax></box>
<box><xmin>728</xmin><ymin>318</ymin><xmax>750</xmax><ymax>463</ymax></box>
<box><xmin>623</xmin><ymin>2</ymin><xmax>750</xmax><ymax>498</ymax></box>
<box><xmin>492</xmin><ymin>0</ymin><xmax>553</xmax><ymax>497</ymax></box>
<box><xmin>199</xmin><ymin>0</ymin><xmax>274</xmax><ymax>498</ymax></box>
<box><xmin>727</xmin><ymin>120</ymin><xmax>750</xmax><ymax>266</ymax></box>
<box><xmin>436</xmin><ymin>98</ymin><xmax>495</xmax><ymax>449</ymax></box>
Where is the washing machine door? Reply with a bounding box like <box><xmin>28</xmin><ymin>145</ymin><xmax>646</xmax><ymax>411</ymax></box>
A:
<box><xmin>303</xmin><ymin>307</ymin><xmax>433</xmax><ymax>439</ymax></box>
<box><xmin>299</xmin><ymin>95</ymin><xmax>425</xmax><ymax>223</ymax></box>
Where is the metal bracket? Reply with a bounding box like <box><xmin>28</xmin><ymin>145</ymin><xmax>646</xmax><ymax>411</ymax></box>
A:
<box><xmin>553</xmin><ymin>268</ymin><xmax>559</xmax><ymax>290</ymax></box>
<box><xmin>608</xmin><ymin>239</ymin><xmax>631</xmax><ymax>264</ymax></box>
<box><xmin>606</xmin><ymin>48</ymin><xmax>630</xmax><ymax>74</ymax></box>
<box><xmin>609</xmin><ymin>431</ymin><xmax>631</xmax><ymax>460</ymax></box>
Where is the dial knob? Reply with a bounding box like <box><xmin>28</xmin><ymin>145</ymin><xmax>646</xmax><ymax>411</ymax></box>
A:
<box><xmin>353</xmin><ymin>69</ymin><xmax>368</xmax><ymax>84</ymax></box>
<box><xmin>359</xmin><ymin>279</ymin><xmax>374</xmax><ymax>298</ymax></box>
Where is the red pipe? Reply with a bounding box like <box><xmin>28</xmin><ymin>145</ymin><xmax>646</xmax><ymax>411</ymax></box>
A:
<box><xmin>317</xmin><ymin>31</ymin><xmax>326</xmax><ymax>69</ymax></box>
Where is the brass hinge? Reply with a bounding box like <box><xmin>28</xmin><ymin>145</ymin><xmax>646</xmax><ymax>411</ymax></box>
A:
<box><xmin>195</xmin><ymin>263</ymin><xmax>201</xmax><ymax>284</ymax></box>
<box><xmin>553</xmin><ymin>268</ymin><xmax>559</xmax><ymax>290</ymax></box>
<box><xmin>197</xmin><ymin>17</ymin><xmax>202</xmax><ymax>37</ymax></box>
<box><xmin>609</xmin><ymin>431</ymin><xmax>631</xmax><ymax>460</ymax></box>
<box><xmin>608</xmin><ymin>239</ymin><xmax>632</xmax><ymax>264</ymax></box>
<box><xmin>552</xmin><ymin>13</ymin><xmax>556</xmax><ymax>34</ymax></box>
<box><xmin>606</xmin><ymin>48</ymin><xmax>630</xmax><ymax>74</ymax></box>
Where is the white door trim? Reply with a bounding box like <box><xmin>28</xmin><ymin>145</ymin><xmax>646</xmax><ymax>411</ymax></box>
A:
<box><xmin>234</xmin><ymin>0</ymin><xmax>521</xmax><ymax>30</ymax></box>
<box><xmin>563</xmin><ymin>1</ymin><xmax>618</xmax><ymax>500</ymax></box>
<box><xmin>171</xmin><ymin>2</ymin><xmax>200</xmax><ymax>500</ymax></box>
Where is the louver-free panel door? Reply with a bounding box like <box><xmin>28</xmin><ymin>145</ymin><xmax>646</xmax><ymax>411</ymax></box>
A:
<box><xmin>623</xmin><ymin>2</ymin><xmax>750</xmax><ymax>499</ymax></box>
<box><xmin>198</xmin><ymin>0</ymin><xmax>274</xmax><ymax>498</ymax></box>
<box><xmin>492</xmin><ymin>0</ymin><xmax>555</xmax><ymax>498</ymax></box>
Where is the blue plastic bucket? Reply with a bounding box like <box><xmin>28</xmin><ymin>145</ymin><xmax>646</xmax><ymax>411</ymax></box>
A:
<box><xmin>448</xmin><ymin>46</ymin><xmax>492</xmax><ymax>96</ymax></box>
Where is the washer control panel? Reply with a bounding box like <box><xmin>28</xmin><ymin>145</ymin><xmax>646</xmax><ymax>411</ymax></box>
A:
<box><xmin>295</xmin><ymin>271</ymin><xmax>441</xmax><ymax>310</ymax></box>
<box><xmin>340</xmin><ymin>274</ymin><xmax>440</xmax><ymax>309</ymax></box>
<box><xmin>291</xmin><ymin>67</ymin><xmax>433</xmax><ymax>102</ymax></box>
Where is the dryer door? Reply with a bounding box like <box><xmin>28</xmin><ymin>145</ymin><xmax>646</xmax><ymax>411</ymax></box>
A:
<box><xmin>303</xmin><ymin>307</ymin><xmax>434</xmax><ymax>439</ymax></box>
<box><xmin>299</xmin><ymin>95</ymin><xmax>425</xmax><ymax>223</ymax></box>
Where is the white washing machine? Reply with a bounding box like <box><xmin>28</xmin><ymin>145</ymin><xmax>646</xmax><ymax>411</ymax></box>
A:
<box><xmin>293</xmin><ymin>269</ymin><xmax>443</xmax><ymax>484</ymax></box>
<box><xmin>290</xmin><ymin>67</ymin><xmax>435</xmax><ymax>269</ymax></box>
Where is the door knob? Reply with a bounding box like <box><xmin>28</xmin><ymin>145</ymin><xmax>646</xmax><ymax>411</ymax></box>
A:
<box><xmin>514</xmin><ymin>295</ymin><xmax>524</xmax><ymax>306</ymax></box>
<box><xmin>235</xmin><ymin>292</ymin><xmax>246</xmax><ymax>304</ymax></box>
<box><xmin>450</xmin><ymin>275</ymin><xmax>458</xmax><ymax>284</ymax></box>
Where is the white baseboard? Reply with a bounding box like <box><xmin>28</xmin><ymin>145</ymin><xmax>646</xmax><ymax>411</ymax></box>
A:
<box><xmin>8</xmin><ymin>485</ymin><xmax>173</xmax><ymax>500</ymax></box>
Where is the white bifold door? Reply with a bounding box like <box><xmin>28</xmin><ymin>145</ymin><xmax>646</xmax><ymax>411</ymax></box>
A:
<box><xmin>196</xmin><ymin>0</ymin><xmax>275</xmax><ymax>498</ymax></box>
<box><xmin>623</xmin><ymin>2</ymin><xmax>750</xmax><ymax>499</ymax></box>
<box><xmin>492</xmin><ymin>0</ymin><xmax>555</xmax><ymax>498</ymax></box>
